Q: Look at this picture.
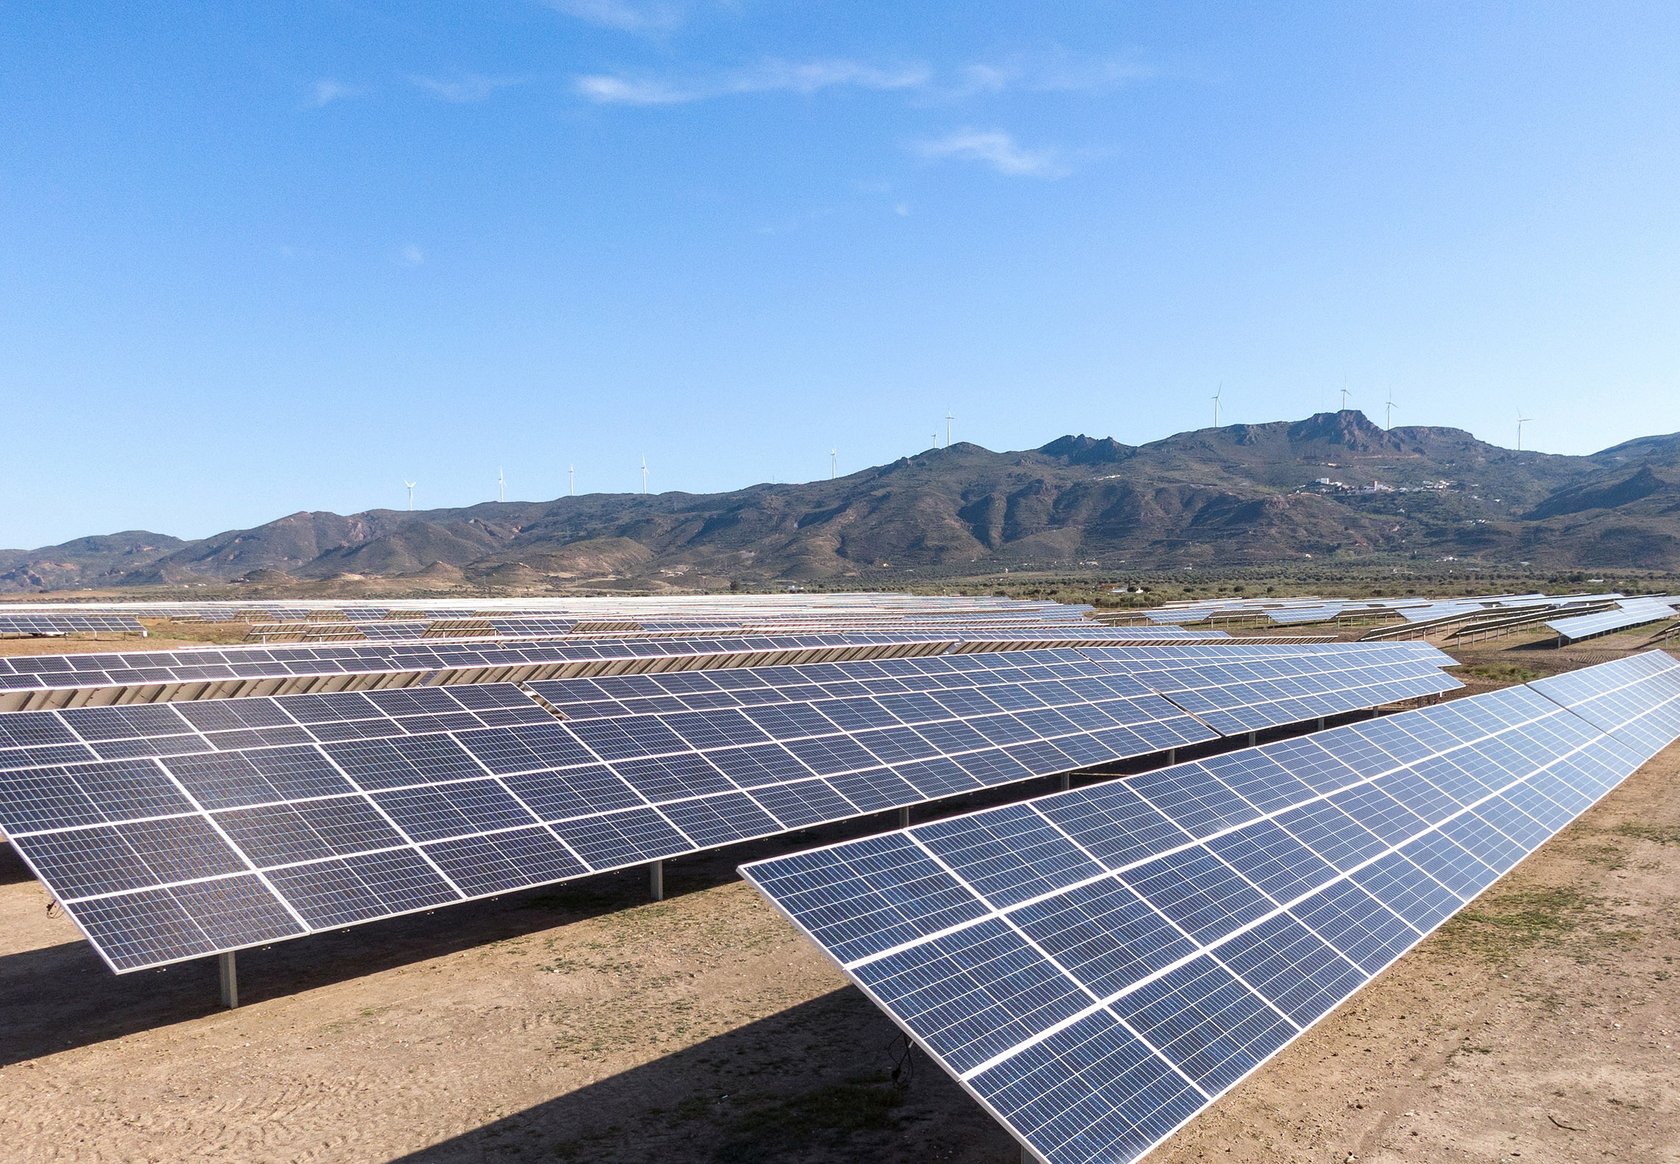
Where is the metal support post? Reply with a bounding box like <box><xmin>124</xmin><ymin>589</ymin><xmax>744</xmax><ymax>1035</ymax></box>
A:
<box><xmin>1166</xmin><ymin>749</ymin><xmax>1177</xmax><ymax>765</ymax></box>
<box><xmin>218</xmin><ymin>951</ymin><xmax>238</xmax><ymax>1009</ymax></box>
<box><xmin>1246</xmin><ymin>732</ymin><xmax>1257</xmax><ymax>746</ymax></box>
<box><xmin>1056</xmin><ymin>773</ymin><xmax>1071</xmax><ymax>792</ymax></box>
<box><xmin>897</xmin><ymin>806</ymin><xmax>911</xmax><ymax>829</ymax></box>
<box><xmin>649</xmin><ymin>860</ymin><xmax>664</xmax><ymax>902</ymax></box>
<box><xmin>1316</xmin><ymin>718</ymin><xmax>1325</xmax><ymax>731</ymax></box>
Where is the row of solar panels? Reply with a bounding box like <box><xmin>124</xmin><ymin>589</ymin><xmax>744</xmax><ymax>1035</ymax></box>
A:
<box><xmin>740</xmin><ymin>650</ymin><xmax>1680</xmax><ymax>1164</ymax></box>
<box><xmin>1546</xmin><ymin>597</ymin><xmax>1679</xmax><ymax>644</ymax></box>
<box><xmin>0</xmin><ymin>643</ymin><xmax>1458</xmax><ymax>974</ymax></box>
<box><xmin>0</xmin><ymin>627</ymin><xmax>1225</xmax><ymax>703</ymax></box>
<box><xmin>240</xmin><ymin>615</ymin><xmax>1179</xmax><ymax>646</ymax></box>
<box><xmin>0</xmin><ymin>596</ymin><xmax>1092</xmax><ymax>624</ymax></box>
<box><xmin>0</xmin><ymin>614</ymin><xmax>146</xmax><ymax>636</ymax></box>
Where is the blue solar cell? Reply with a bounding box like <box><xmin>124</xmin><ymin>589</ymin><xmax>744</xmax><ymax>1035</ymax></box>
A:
<box><xmin>851</xmin><ymin>919</ymin><xmax>1091</xmax><ymax>1075</ymax></box>
<box><xmin>1213</xmin><ymin>912</ymin><xmax>1366</xmax><ymax>1028</ymax></box>
<box><xmin>825</xmin><ymin>766</ymin><xmax>922</xmax><ymax>813</ymax></box>
<box><xmin>658</xmin><ymin>791</ymin><xmax>781</xmax><ymax>848</ymax></box>
<box><xmin>748</xmin><ymin>778</ymin><xmax>859</xmax><ymax>828</ymax></box>
<box><xmin>611</xmin><ymin>752</ymin><xmax>734</xmax><ymax>802</ymax></box>
<box><xmin>423</xmin><ymin>826</ymin><xmax>587</xmax><ymax>896</ymax></box>
<box><xmin>894</xmin><ymin>756</ymin><xmax>983</xmax><ymax>799</ymax></box>
<box><xmin>548</xmin><ymin>806</ymin><xmax>695</xmax><ymax>871</ymax></box>
<box><xmin>782</xmin><ymin>734</ymin><xmax>880</xmax><ymax>777</ymax></box>
<box><xmin>913</xmin><ymin>804</ymin><xmax>1107</xmax><ymax>909</ymax></box>
<box><xmin>969</xmin><ymin>1011</ymin><xmax>1203</xmax><ymax>1164</ymax></box>
<box><xmin>373</xmin><ymin>779</ymin><xmax>537</xmax><ymax>843</ymax></box>
<box><xmin>1011</xmin><ymin>877</ymin><xmax>1198</xmax><ymax>997</ymax></box>
<box><xmin>1120</xmin><ymin>847</ymin><xmax>1272</xmax><ymax>944</ymax></box>
<box><xmin>1035</xmin><ymin>783</ymin><xmax>1189</xmax><ymax>871</ymax></box>
<box><xmin>329</xmin><ymin>734</ymin><xmax>490</xmax><ymax>789</ymax></box>
<box><xmin>1289</xmin><ymin>880</ymin><xmax>1417</xmax><ymax>974</ymax></box>
<box><xmin>749</xmin><ymin>833</ymin><xmax>989</xmax><ymax>965</ymax></box>
<box><xmin>1204</xmin><ymin>820</ymin><xmax>1339</xmax><ymax>905</ymax></box>
<box><xmin>1348</xmin><ymin>851</ymin><xmax>1463</xmax><ymax>932</ymax></box>
<box><xmin>500</xmin><ymin>764</ymin><xmax>644</xmax><ymax>822</ymax></box>
<box><xmin>1126</xmin><ymin>764</ymin><xmax>1261</xmax><ymax>835</ymax></box>
<box><xmin>1327</xmin><ymin>783</ymin><xmax>1429</xmax><ymax>847</ymax></box>
<box><xmin>1110</xmin><ymin>954</ymin><xmax>1296</xmax><ymax>1093</ymax></box>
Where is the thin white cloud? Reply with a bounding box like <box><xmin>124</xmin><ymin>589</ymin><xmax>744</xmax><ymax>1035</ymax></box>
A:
<box><xmin>575</xmin><ymin>74</ymin><xmax>690</xmax><ymax>106</ymax></box>
<box><xmin>956</xmin><ymin>51</ymin><xmax>1160</xmax><ymax>96</ymax></box>
<box><xmin>545</xmin><ymin>0</ymin><xmax>685</xmax><ymax>34</ymax></box>
<box><xmin>306</xmin><ymin>79</ymin><xmax>368</xmax><ymax>108</ymax></box>
<box><xmin>398</xmin><ymin>244</ymin><xmax>426</xmax><ymax>267</ymax></box>
<box><xmin>913</xmin><ymin>129</ymin><xmax>1069</xmax><ymax>178</ymax></box>
<box><xmin>575</xmin><ymin>58</ymin><xmax>930</xmax><ymax>106</ymax></box>
<box><xmin>412</xmin><ymin>74</ymin><xmax>527</xmax><ymax>103</ymax></box>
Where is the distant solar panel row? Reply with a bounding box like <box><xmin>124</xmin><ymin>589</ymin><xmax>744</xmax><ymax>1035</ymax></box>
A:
<box><xmin>0</xmin><ymin>644</ymin><xmax>1457</xmax><ymax>974</ymax></box>
<box><xmin>0</xmin><ymin>614</ymin><xmax>146</xmax><ymax>636</ymax></box>
<box><xmin>531</xmin><ymin>644</ymin><xmax>1457</xmax><ymax>739</ymax></box>
<box><xmin>0</xmin><ymin>627</ymin><xmax>1193</xmax><ymax>701</ymax></box>
<box><xmin>740</xmin><ymin>651</ymin><xmax>1680</xmax><ymax>1164</ymax></box>
<box><xmin>1546</xmin><ymin>598</ymin><xmax>1679</xmax><ymax>644</ymax></box>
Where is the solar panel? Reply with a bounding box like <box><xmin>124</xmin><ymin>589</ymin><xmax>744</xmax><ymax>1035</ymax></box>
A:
<box><xmin>0</xmin><ymin>643</ymin><xmax>1456</xmax><ymax>975</ymax></box>
<box><xmin>0</xmin><ymin>613</ymin><xmax>146</xmax><ymax>636</ymax></box>
<box><xmin>0</xmin><ymin>626</ymin><xmax>1238</xmax><ymax>710</ymax></box>
<box><xmin>1545</xmin><ymin>597</ymin><xmax>1679</xmax><ymax>644</ymax></box>
<box><xmin>740</xmin><ymin>651</ymin><xmax>1680</xmax><ymax>1164</ymax></box>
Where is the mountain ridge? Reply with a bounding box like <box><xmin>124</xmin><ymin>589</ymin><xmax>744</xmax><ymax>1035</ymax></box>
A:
<box><xmin>7</xmin><ymin>411</ymin><xmax>1680</xmax><ymax>592</ymax></box>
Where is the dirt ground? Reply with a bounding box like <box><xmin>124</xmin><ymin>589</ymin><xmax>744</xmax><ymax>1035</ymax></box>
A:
<box><xmin>0</xmin><ymin>631</ymin><xmax>1677</xmax><ymax>1163</ymax></box>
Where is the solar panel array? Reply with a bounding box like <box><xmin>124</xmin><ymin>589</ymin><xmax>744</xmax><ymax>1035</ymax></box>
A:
<box><xmin>0</xmin><ymin>613</ymin><xmax>146</xmax><ymax>637</ymax></box>
<box><xmin>741</xmin><ymin>651</ymin><xmax>1680</xmax><ymax>1164</ymax></box>
<box><xmin>0</xmin><ymin>627</ymin><xmax>1215</xmax><ymax>708</ymax></box>
<box><xmin>0</xmin><ymin>643</ymin><xmax>1458</xmax><ymax>974</ymax></box>
<box><xmin>531</xmin><ymin>644</ymin><xmax>1456</xmax><ymax>740</ymax></box>
<box><xmin>1546</xmin><ymin>597</ymin><xmax>1679</xmax><ymax>644</ymax></box>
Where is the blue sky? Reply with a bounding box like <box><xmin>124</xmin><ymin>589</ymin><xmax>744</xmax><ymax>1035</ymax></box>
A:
<box><xmin>3</xmin><ymin>2</ymin><xmax>1677</xmax><ymax>548</ymax></box>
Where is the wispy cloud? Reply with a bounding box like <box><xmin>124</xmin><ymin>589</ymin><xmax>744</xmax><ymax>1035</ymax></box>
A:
<box><xmin>575</xmin><ymin>58</ymin><xmax>930</xmax><ymax>106</ymax></box>
<box><xmin>913</xmin><ymin>129</ymin><xmax>1069</xmax><ymax>178</ymax></box>
<box><xmin>955</xmin><ymin>50</ymin><xmax>1160</xmax><ymax>97</ymax></box>
<box><xmin>398</xmin><ymin>243</ymin><xmax>426</xmax><ymax>267</ymax></box>
<box><xmin>545</xmin><ymin>0</ymin><xmax>685</xmax><ymax>34</ymax></box>
<box><xmin>306</xmin><ymin>79</ymin><xmax>368</xmax><ymax>108</ymax></box>
<box><xmin>412</xmin><ymin>74</ymin><xmax>527</xmax><ymax>103</ymax></box>
<box><xmin>574</xmin><ymin>75</ymin><xmax>689</xmax><ymax>106</ymax></box>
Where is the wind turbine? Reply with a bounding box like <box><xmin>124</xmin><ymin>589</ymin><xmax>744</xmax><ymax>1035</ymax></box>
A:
<box><xmin>1212</xmin><ymin>383</ymin><xmax>1222</xmax><ymax>428</ymax></box>
<box><xmin>1517</xmin><ymin>412</ymin><xmax>1532</xmax><ymax>452</ymax></box>
<box><xmin>830</xmin><ymin>448</ymin><xmax>837</xmax><ymax>480</ymax></box>
<box><xmin>568</xmin><ymin>465</ymin><xmax>575</xmax><ymax>497</ymax></box>
<box><xmin>945</xmin><ymin>411</ymin><xmax>955</xmax><ymax>448</ymax></box>
<box><xmin>933</xmin><ymin>432</ymin><xmax>940</xmax><ymax>450</ymax></box>
<box><xmin>497</xmin><ymin>467</ymin><xmax>505</xmax><ymax>503</ymax></box>
<box><xmin>641</xmin><ymin>456</ymin><xmax>649</xmax><ymax>495</ymax></box>
<box><xmin>1340</xmin><ymin>385</ymin><xmax>1353</xmax><ymax>411</ymax></box>
<box><xmin>403</xmin><ymin>481</ymin><xmax>416</xmax><ymax>512</ymax></box>
<box><xmin>1385</xmin><ymin>389</ymin><xmax>1397</xmax><ymax>431</ymax></box>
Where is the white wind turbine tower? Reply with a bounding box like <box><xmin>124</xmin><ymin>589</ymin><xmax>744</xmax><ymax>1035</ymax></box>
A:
<box><xmin>641</xmin><ymin>456</ymin><xmax>649</xmax><ymax>495</ymax></box>
<box><xmin>1385</xmin><ymin>389</ymin><xmax>1397</xmax><ymax>431</ymax></box>
<box><xmin>830</xmin><ymin>448</ymin><xmax>837</xmax><ymax>480</ymax></box>
<box><xmin>497</xmin><ymin>467</ymin><xmax>505</xmax><ymax>503</ymax></box>
<box><xmin>945</xmin><ymin>411</ymin><xmax>955</xmax><ymax>448</ymax></box>
<box><xmin>568</xmin><ymin>465</ymin><xmax>575</xmax><ymax>497</ymax></box>
<box><xmin>1212</xmin><ymin>383</ymin><xmax>1222</xmax><ymax>428</ymax></box>
<box><xmin>1517</xmin><ymin>412</ymin><xmax>1532</xmax><ymax>452</ymax></box>
<box><xmin>403</xmin><ymin>480</ymin><xmax>416</xmax><ymax>511</ymax></box>
<box><xmin>1340</xmin><ymin>385</ymin><xmax>1353</xmax><ymax>411</ymax></box>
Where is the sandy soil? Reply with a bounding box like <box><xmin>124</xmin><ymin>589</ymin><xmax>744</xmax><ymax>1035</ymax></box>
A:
<box><xmin>1</xmin><ymin>636</ymin><xmax>1677</xmax><ymax>1164</ymax></box>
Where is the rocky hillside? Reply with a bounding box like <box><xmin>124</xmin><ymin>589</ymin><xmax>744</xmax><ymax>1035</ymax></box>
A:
<box><xmin>6</xmin><ymin>412</ymin><xmax>1680</xmax><ymax>592</ymax></box>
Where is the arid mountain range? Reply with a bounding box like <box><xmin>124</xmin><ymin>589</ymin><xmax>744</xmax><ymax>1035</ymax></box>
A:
<box><xmin>6</xmin><ymin>411</ymin><xmax>1680</xmax><ymax>593</ymax></box>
